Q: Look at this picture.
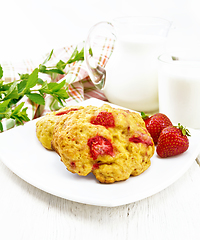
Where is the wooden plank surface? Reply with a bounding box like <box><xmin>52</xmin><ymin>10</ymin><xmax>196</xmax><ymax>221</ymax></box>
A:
<box><xmin>0</xmin><ymin>156</ymin><xmax>200</xmax><ymax>240</ymax></box>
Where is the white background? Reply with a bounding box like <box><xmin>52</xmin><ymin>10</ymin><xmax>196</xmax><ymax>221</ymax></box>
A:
<box><xmin>1</xmin><ymin>0</ymin><xmax>200</xmax><ymax>61</ymax></box>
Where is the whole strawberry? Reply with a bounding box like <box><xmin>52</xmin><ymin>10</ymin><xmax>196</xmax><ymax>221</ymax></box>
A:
<box><xmin>141</xmin><ymin>112</ymin><xmax>173</xmax><ymax>145</ymax></box>
<box><xmin>156</xmin><ymin>123</ymin><xmax>190</xmax><ymax>158</ymax></box>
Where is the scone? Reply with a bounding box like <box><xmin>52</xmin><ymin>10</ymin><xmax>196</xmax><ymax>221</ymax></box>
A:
<box><xmin>36</xmin><ymin>106</ymin><xmax>83</xmax><ymax>150</ymax></box>
<box><xmin>51</xmin><ymin>104</ymin><xmax>155</xmax><ymax>183</ymax></box>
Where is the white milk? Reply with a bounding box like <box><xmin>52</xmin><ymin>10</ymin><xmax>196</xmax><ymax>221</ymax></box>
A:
<box><xmin>158</xmin><ymin>60</ymin><xmax>200</xmax><ymax>129</ymax></box>
<box><xmin>103</xmin><ymin>34</ymin><xmax>166</xmax><ymax>112</ymax></box>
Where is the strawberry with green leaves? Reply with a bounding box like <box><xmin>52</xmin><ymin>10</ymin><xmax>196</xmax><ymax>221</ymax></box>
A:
<box><xmin>156</xmin><ymin>123</ymin><xmax>190</xmax><ymax>158</ymax></box>
<box><xmin>141</xmin><ymin>112</ymin><xmax>173</xmax><ymax>145</ymax></box>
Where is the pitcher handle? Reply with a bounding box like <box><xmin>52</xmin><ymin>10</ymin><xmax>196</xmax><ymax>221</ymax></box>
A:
<box><xmin>84</xmin><ymin>21</ymin><xmax>116</xmax><ymax>90</ymax></box>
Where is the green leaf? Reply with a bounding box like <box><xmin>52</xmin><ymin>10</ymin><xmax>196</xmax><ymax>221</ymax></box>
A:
<box><xmin>37</xmin><ymin>78</ymin><xmax>44</xmax><ymax>85</ymax></box>
<box><xmin>46</xmin><ymin>82</ymin><xmax>58</xmax><ymax>90</ymax></box>
<box><xmin>0</xmin><ymin>121</ymin><xmax>3</xmax><ymax>132</ymax></box>
<box><xmin>19</xmin><ymin>73</ymin><xmax>29</xmax><ymax>80</ymax></box>
<box><xmin>56</xmin><ymin>60</ymin><xmax>67</xmax><ymax>71</ymax></box>
<box><xmin>0</xmin><ymin>99</ymin><xmax>11</xmax><ymax>112</ymax></box>
<box><xmin>41</xmin><ymin>80</ymin><xmax>48</xmax><ymax>89</ymax></box>
<box><xmin>69</xmin><ymin>47</ymin><xmax>78</xmax><ymax>59</ymax></box>
<box><xmin>21</xmin><ymin>107</ymin><xmax>29</xmax><ymax>118</ymax></box>
<box><xmin>39</xmin><ymin>81</ymin><xmax>68</xmax><ymax>101</ymax></box>
<box><xmin>176</xmin><ymin>123</ymin><xmax>191</xmax><ymax>137</ymax></box>
<box><xmin>26</xmin><ymin>93</ymin><xmax>45</xmax><ymax>105</ymax></box>
<box><xmin>43</xmin><ymin>49</ymin><xmax>54</xmax><ymax>65</ymax></box>
<box><xmin>38</xmin><ymin>81</ymin><xmax>48</xmax><ymax>95</ymax></box>
<box><xmin>13</xmin><ymin>115</ymin><xmax>24</xmax><ymax>124</ymax></box>
<box><xmin>51</xmin><ymin>94</ymin><xmax>64</xmax><ymax>106</ymax></box>
<box><xmin>49</xmin><ymin>80</ymin><xmax>66</xmax><ymax>92</ymax></box>
<box><xmin>0</xmin><ymin>80</ymin><xmax>4</xmax><ymax>87</ymax></box>
<box><xmin>0</xmin><ymin>81</ymin><xmax>13</xmax><ymax>91</ymax></box>
<box><xmin>39</xmin><ymin>64</ymin><xmax>46</xmax><ymax>73</ymax></box>
<box><xmin>67</xmin><ymin>47</ymin><xmax>84</xmax><ymax>64</ymax></box>
<box><xmin>3</xmin><ymin>81</ymin><xmax>19</xmax><ymax>100</ymax></box>
<box><xmin>141</xmin><ymin>111</ymin><xmax>149</xmax><ymax>120</ymax></box>
<box><xmin>40</xmin><ymin>68</ymin><xmax>65</xmax><ymax>75</ymax></box>
<box><xmin>54</xmin><ymin>88</ymin><xmax>69</xmax><ymax>99</ymax></box>
<box><xmin>11</xmin><ymin>102</ymin><xmax>24</xmax><ymax>115</ymax></box>
<box><xmin>10</xmin><ymin>103</ymin><xmax>30</xmax><ymax>124</ymax></box>
<box><xmin>9</xmin><ymin>97</ymin><xmax>23</xmax><ymax>106</ymax></box>
<box><xmin>0</xmin><ymin>65</ymin><xmax>3</xmax><ymax>79</ymax></box>
<box><xmin>16</xmin><ymin>107</ymin><xmax>30</xmax><ymax>122</ymax></box>
<box><xmin>4</xmin><ymin>107</ymin><xmax>12</xmax><ymax>118</ymax></box>
<box><xmin>25</xmin><ymin>68</ymin><xmax>39</xmax><ymax>89</ymax></box>
<box><xmin>89</xmin><ymin>47</ymin><xmax>93</xmax><ymax>57</ymax></box>
<box><xmin>18</xmin><ymin>80</ymin><xmax>27</xmax><ymax>94</ymax></box>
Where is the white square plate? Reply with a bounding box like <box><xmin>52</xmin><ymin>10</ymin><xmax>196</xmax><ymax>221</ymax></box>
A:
<box><xmin>1</xmin><ymin>98</ymin><xmax>200</xmax><ymax>207</ymax></box>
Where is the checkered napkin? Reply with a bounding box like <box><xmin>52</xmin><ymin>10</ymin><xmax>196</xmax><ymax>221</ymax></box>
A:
<box><xmin>0</xmin><ymin>37</ymin><xmax>114</xmax><ymax>131</ymax></box>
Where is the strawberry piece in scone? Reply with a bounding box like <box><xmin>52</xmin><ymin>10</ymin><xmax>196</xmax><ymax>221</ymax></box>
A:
<box><xmin>87</xmin><ymin>135</ymin><xmax>115</xmax><ymax>160</ymax></box>
<box><xmin>91</xmin><ymin>111</ymin><xmax>115</xmax><ymax>128</ymax></box>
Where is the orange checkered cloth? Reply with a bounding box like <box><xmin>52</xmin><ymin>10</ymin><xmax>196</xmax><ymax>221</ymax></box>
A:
<box><xmin>0</xmin><ymin>38</ymin><xmax>114</xmax><ymax>131</ymax></box>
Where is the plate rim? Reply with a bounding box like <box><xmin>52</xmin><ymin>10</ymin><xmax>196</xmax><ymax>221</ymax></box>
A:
<box><xmin>0</xmin><ymin>98</ymin><xmax>200</xmax><ymax>207</ymax></box>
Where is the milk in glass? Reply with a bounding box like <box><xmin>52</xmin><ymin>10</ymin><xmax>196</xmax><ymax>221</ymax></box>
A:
<box><xmin>158</xmin><ymin>59</ymin><xmax>200</xmax><ymax>129</ymax></box>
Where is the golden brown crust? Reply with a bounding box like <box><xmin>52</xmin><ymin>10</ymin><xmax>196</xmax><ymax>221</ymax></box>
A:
<box><xmin>36</xmin><ymin>106</ymin><xmax>83</xmax><ymax>150</ymax></box>
<box><xmin>51</xmin><ymin>104</ymin><xmax>155</xmax><ymax>183</ymax></box>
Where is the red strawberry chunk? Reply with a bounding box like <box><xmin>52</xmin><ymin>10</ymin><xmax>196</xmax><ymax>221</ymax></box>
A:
<box><xmin>92</xmin><ymin>163</ymin><xmax>100</xmax><ymax>170</ymax></box>
<box><xmin>87</xmin><ymin>135</ymin><xmax>114</xmax><ymax>160</ymax></box>
<box><xmin>156</xmin><ymin>126</ymin><xmax>189</xmax><ymax>158</ymax></box>
<box><xmin>91</xmin><ymin>112</ymin><xmax>115</xmax><ymax>128</ymax></box>
<box><xmin>70</xmin><ymin>161</ymin><xmax>76</xmax><ymax>168</ymax></box>
<box><xmin>129</xmin><ymin>133</ymin><xmax>153</xmax><ymax>146</ymax></box>
<box><xmin>55</xmin><ymin>108</ymin><xmax>79</xmax><ymax>116</ymax></box>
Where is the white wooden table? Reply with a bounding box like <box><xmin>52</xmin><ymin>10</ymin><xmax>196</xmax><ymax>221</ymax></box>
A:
<box><xmin>0</xmin><ymin>153</ymin><xmax>200</xmax><ymax>240</ymax></box>
<box><xmin>1</xmin><ymin>2</ymin><xmax>200</xmax><ymax>239</ymax></box>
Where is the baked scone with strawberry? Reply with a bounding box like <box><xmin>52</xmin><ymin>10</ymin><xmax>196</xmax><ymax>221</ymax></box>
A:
<box><xmin>36</xmin><ymin>106</ymin><xmax>83</xmax><ymax>150</ymax></box>
<box><xmin>52</xmin><ymin>104</ymin><xmax>155</xmax><ymax>183</ymax></box>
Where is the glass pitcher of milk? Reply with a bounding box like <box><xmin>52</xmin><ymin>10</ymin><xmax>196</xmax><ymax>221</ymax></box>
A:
<box><xmin>84</xmin><ymin>16</ymin><xmax>172</xmax><ymax>112</ymax></box>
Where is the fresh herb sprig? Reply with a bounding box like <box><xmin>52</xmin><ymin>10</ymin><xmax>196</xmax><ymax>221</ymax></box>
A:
<box><xmin>39</xmin><ymin>46</ymin><xmax>84</xmax><ymax>75</ymax></box>
<box><xmin>0</xmin><ymin>46</ymin><xmax>85</xmax><ymax>132</ymax></box>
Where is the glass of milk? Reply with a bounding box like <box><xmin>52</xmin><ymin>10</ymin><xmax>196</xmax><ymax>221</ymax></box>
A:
<box><xmin>85</xmin><ymin>16</ymin><xmax>172</xmax><ymax>112</ymax></box>
<box><xmin>158</xmin><ymin>52</ymin><xmax>200</xmax><ymax>129</ymax></box>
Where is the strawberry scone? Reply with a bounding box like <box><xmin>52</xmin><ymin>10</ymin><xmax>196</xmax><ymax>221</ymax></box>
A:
<box><xmin>36</xmin><ymin>106</ymin><xmax>83</xmax><ymax>150</ymax></box>
<box><xmin>51</xmin><ymin>104</ymin><xmax>155</xmax><ymax>183</ymax></box>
